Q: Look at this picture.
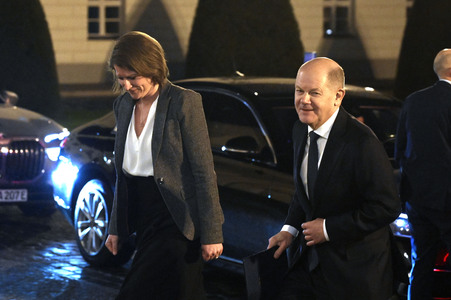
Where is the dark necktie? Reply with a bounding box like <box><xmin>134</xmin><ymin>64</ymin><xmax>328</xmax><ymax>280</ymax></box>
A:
<box><xmin>307</xmin><ymin>133</ymin><xmax>320</xmax><ymax>271</ymax></box>
<box><xmin>307</xmin><ymin>132</ymin><xmax>320</xmax><ymax>199</ymax></box>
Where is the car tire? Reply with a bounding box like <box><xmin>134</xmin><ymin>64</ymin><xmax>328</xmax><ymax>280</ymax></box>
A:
<box><xmin>74</xmin><ymin>178</ymin><xmax>134</xmax><ymax>267</ymax></box>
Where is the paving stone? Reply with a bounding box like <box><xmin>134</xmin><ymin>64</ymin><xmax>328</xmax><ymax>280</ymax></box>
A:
<box><xmin>0</xmin><ymin>206</ymin><xmax>246</xmax><ymax>300</ymax></box>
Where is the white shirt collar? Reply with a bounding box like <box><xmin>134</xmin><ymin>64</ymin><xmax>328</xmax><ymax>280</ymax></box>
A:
<box><xmin>440</xmin><ymin>79</ymin><xmax>451</xmax><ymax>85</ymax></box>
<box><xmin>307</xmin><ymin>108</ymin><xmax>339</xmax><ymax>139</ymax></box>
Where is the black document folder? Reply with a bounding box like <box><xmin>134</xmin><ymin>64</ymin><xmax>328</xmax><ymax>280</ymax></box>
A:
<box><xmin>243</xmin><ymin>247</ymin><xmax>288</xmax><ymax>300</ymax></box>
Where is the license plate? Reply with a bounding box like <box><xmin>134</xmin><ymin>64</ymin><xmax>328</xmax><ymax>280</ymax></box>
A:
<box><xmin>0</xmin><ymin>189</ymin><xmax>28</xmax><ymax>202</ymax></box>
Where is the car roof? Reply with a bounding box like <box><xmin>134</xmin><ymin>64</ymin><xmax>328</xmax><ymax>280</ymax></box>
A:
<box><xmin>176</xmin><ymin>77</ymin><xmax>295</xmax><ymax>98</ymax></box>
<box><xmin>174</xmin><ymin>76</ymin><xmax>401</xmax><ymax>106</ymax></box>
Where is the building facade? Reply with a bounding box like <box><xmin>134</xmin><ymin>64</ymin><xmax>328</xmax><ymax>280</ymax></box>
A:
<box><xmin>41</xmin><ymin>0</ymin><xmax>413</xmax><ymax>85</ymax></box>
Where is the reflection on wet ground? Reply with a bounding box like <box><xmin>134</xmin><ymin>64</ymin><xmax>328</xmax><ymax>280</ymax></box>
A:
<box><xmin>0</xmin><ymin>206</ymin><xmax>246</xmax><ymax>299</ymax></box>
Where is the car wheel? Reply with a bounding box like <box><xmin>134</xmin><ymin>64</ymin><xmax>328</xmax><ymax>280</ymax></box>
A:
<box><xmin>74</xmin><ymin>178</ymin><xmax>134</xmax><ymax>266</ymax></box>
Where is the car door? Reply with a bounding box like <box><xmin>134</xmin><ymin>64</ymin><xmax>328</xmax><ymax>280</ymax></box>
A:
<box><xmin>198</xmin><ymin>89</ymin><xmax>287</xmax><ymax>261</ymax></box>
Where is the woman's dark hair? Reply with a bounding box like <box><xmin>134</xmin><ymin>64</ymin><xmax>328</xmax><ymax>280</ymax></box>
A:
<box><xmin>109</xmin><ymin>31</ymin><xmax>169</xmax><ymax>92</ymax></box>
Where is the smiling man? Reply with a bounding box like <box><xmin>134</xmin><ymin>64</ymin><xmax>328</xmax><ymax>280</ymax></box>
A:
<box><xmin>294</xmin><ymin>58</ymin><xmax>344</xmax><ymax>131</ymax></box>
<box><xmin>268</xmin><ymin>57</ymin><xmax>401</xmax><ymax>299</ymax></box>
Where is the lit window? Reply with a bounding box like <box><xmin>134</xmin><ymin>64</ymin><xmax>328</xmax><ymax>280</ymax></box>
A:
<box><xmin>323</xmin><ymin>0</ymin><xmax>354</xmax><ymax>37</ymax></box>
<box><xmin>88</xmin><ymin>0</ymin><xmax>121</xmax><ymax>39</ymax></box>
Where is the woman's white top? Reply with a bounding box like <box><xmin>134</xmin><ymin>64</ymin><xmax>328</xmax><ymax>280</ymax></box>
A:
<box><xmin>122</xmin><ymin>98</ymin><xmax>159</xmax><ymax>176</ymax></box>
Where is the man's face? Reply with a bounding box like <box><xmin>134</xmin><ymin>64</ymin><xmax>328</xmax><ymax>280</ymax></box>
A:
<box><xmin>294</xmin><ymin>66</ymin><xmax>343</xmax><ymax>130</ymax></box>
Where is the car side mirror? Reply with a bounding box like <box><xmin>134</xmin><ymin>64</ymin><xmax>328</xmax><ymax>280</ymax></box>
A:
<box><xmin>0</xmin><ymin>90</ymin><xmax>19</xmax><ymax>106</ymax></box>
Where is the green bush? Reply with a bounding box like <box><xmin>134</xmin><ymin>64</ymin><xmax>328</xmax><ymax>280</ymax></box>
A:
<box><xmin>394</xmin><ymin>0</ymin><xmax>451</xmax><ymax>100</ymax></box>
<box><xmin>0</xmin><ymin>0</ymin><xmax>60</xmax><ymax>117</ymax></box>
<box><xmin>186</xmin><ymin>0</ymin><xmax>304</xmax><ymax>78</ymax></box>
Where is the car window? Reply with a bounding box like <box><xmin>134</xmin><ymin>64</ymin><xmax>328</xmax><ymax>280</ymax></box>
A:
<box><xmin>345</xmin><ymin>102</ymin><xmax>400</xmax><ymax>167</ymax></box>
<box><xmin>78</xmin><ymin>112</ymin><xmax>116</xmax><ymax>136</ymax></box>
<box><xmin>200</xmin><ymin>91</ymin><xmax>273</xmax><ymax>163</ymax></box>
<box><xmin>348</xmin><ymin>105</ymin><xmax>399</xmax><ymax>142</ymax></box>
<box><xmin>76</xmin><ymin>112</ymin><xmax>116</xmax><ymax>151</ymax></box>
<box><xmin>266</xmin><ymin>105</ymin><xmax>297</xmax><ymax>171</ymax></box>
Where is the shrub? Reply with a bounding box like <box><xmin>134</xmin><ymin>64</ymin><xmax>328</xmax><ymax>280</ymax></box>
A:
<box><xmin>186</xmin><ymin>0</ymin><xmax>304</xmax><ymax>78</ymax></box>
<box><xmin>394</xmin><ymin>0</ymin><xmax>451</xmax><ymax>100</ymax></box>
<box><xmin>0</xmin><ymin>0</ymin><xmax>60</xmax><ymax>117</ymax></box>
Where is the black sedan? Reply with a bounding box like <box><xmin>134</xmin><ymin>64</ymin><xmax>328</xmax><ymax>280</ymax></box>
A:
<box><xmin>51</xmin><ymin>77</ymin><xmax>450</xmax><ymax>298</ymax></box>
<box><xmin>0</xmin><ymin>90</ymin><xmax>68</xmax><ymax>216</ymax></box>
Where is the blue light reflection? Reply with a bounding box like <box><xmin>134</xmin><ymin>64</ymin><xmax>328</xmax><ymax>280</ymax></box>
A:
<box><xmin>390</xmin><ymin>213</ymin><xmax>410</xmax><ymax>238</ymax></box>
<box><xmin>51</xmin><ymin>156</ymin><xmax>79</xmax><ymax>204</ymax></box>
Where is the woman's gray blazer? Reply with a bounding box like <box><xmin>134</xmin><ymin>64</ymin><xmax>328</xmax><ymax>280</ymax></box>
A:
<box><xmin>109</xmin><ymin>81</ymin><xmax>224</xmax><ymax>245</ymax></box>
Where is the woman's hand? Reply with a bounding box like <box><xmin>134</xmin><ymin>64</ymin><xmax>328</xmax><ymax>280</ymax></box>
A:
<box><xmin>201</xmin><ymin>243</ymin><xmax>223</xmax><ymax>261</ymax></box>
<box><xmin>105</xmin><ymin>234</ymin><xmax>120</xmax><ymax>255</ymax></box>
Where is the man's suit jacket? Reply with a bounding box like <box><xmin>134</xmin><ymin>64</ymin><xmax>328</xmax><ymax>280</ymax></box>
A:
<box><xmin>395</xmin><ymin>80</ymin><xmax>451</xmax><ymax>210</ymax></box>
<box><xmin>286</xmin><ymin>108</ymin><xmax>401</xmax><ymax>299</ymax></box>
<box><xmin>109</xmin><ymin>81</ymin><xmax>224</xmax><ymax>245</ymax></box>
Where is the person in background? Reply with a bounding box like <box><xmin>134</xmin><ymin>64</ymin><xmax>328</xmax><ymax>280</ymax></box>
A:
<box><xmin>104</xmin><ymin>31</ymin><xmax>224</xmax><ymax>299</ymax></box>
<box><xmin>395</xmin><ymin>48</ymin><xmax>451</xmax><ymax>300</ymax></box>
<box><xmin>268</xmin><ymin>57</ymin><xmax>401</xmax><ymax>299</ymax></box>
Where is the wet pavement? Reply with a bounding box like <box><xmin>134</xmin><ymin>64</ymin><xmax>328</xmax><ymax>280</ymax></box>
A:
<box><xmin>0</xmin><ymin>206</ymin><xmax>246</xmax><ymax>300</ymax></box>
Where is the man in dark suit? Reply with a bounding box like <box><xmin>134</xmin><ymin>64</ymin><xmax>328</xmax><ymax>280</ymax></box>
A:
<box><xmin>268</xmin><ymin>57</ymin><xmax>401</xmax><ymax>299</ymax></box>
<box><xmin>395</xmin><ymin>48</ymin><xmax>451</xmax><ymax>300</ymax></box>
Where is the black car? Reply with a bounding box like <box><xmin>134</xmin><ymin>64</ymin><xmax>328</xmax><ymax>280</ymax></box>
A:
<box><xmin>0</xmin><ymin>90</ymin><xmax>68</xmax><ymax>216</ymax></box>
<box><xmin>51</xmin><ymin>77</ymin><xmax>450</xmax><ymax>298</ymax></box>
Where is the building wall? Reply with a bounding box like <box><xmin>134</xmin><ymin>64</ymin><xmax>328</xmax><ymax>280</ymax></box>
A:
<box><xmin>41</xmin><ymin>0</ymin><xmax>114</xmax><ymax>84</ymax></box>
<box><xmin>123</xmin><ymin>0</ymin><xmax>197</xmax><ymax>80</ymax></box>
<box><xmin>291</xmin><ymin>0</ymin><xmax>408</xmax><ymax>81</ymax></box>
<box><xmin>291</xmin><ymin>0</ymin><xmax>323</xmax><ymax>58</ymax></box>
<box><xmin>41</xmin><ymin>0</ymin><xmax>408</xmax><ymax>84</ymax></box>
<box><xmin>355</xmin><ymin>0</ymin><xmax>407</xmax><ymax>79</ymax></box>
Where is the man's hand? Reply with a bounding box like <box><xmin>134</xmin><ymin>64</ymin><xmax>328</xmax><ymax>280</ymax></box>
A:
<box><xmin>201</xmin><ymin>243</ymin><xmax>223</xmax><ymax>261</ymax></box>
<box><xmin>267</xmin><ymin>231</ymin><xmax>294</xmax><ymax>259</ymax></box>
<box><xmin>301</xmin><ymin>218</ymin><xmax>326</xmax><ymax>246</ymax></box>
<box><xmin>105</xmin><ymin>234</ymin><xmax>120</xmax><ymax>255</ymax></box>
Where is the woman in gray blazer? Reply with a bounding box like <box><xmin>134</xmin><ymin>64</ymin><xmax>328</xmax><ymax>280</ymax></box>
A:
<box><xmin>104</xmin><ymin>31</ymin><xmax>224</xmax><ymax>299</ymax></box>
